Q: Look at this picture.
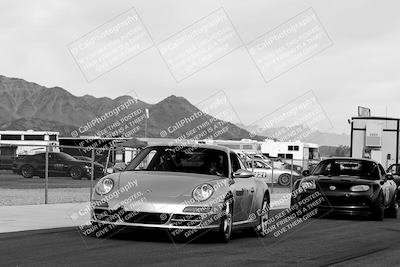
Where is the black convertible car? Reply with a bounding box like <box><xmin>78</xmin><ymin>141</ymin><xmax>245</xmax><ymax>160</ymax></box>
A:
<box><xmin>13</xmin><ymin>152</ymin><xmax>104</xmax><ymax>179</ymax></box>
<box><xmin>291</xmin><ymin>157</ymin><xmax>398</xmax><ymax>220</ymax></box>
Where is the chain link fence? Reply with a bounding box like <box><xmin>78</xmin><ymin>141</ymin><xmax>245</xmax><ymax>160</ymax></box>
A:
<box><xmin>0</xmin><ymin>144</ymin><xmax>139</xmax><ymax>206</ymax></box>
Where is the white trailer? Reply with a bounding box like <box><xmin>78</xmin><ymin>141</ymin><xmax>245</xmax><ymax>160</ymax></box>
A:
<box><xmin>0</xmin><ymin>130</ymin><xmax>60</xmax><ymax>155</ymax></box>
<box><xmin>260</xmin><ymin>140</ymin><xmax>319</xmax><ymax>168</ymax></box>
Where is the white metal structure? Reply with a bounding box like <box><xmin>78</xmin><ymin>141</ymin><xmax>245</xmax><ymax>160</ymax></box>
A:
<box><xmin>0</xmin><ymin>130</ymin><xmax>60</xmax><ymax>155</ymax></box>
<box><xmin>209</xmin><ymin>139</ymin><xmax>262</xmax><ymax>155</ymax></box>
<box><xmin>260</xmin><ymin>140</ymin><xmax>319</xmax><ymax>167</ymax></box>
<box><xmin>350</xmin><ymin>116</ymin><xmax>399</xmax><ymax>168</ymax></box>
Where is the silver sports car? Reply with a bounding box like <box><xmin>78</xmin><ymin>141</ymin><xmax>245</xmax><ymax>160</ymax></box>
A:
<box><xmin>246</xmin><ymin>158</ymin><xmax>301</xmax><ymax>186</ymax></box>
<box><xmin>90</xmin><ymin>144</ymin><xmax>270</xmax><ymax>242</ymax></box>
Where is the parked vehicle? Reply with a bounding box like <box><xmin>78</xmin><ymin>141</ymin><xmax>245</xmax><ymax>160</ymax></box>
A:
<box><xmin>292</xmin><ymin>158</ymin><xmax>398</xmax><ymax>220</ymax></box>
<box><xmin>246</xmin><ymin>158</ymin><xmax>301</xmax><ymax>186</ymax></box>
<box><xmin>13</xmin><ymin>152</ymin><xmax>104</xmax><ymax>179</ymax></box>
<box><xmin>73</xmin><ymin>155</ymin><xmax>93</xmax><ymax>162</ymax></box>
<box><xmin>0</xmin><ymin>153</ymin><xmax>16</xmax><ymax>170</ymax></box>
<box><xmin>91</xmin><ymin>144</ymin><xmax>270</xmax><ymax>242</ymax></box>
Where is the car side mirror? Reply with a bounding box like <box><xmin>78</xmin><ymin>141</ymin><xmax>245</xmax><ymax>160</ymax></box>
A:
<box><xmin>386</xmin><ymin>173</ymin><xmax>394</xmax><ymax>180</ymax></box>
<box><xmin>233</xmin><ymin>169</ymin><xmax>254</xmax><ymax>178</ymax></box>
<box><xmin>302</xmin><ymin>170</ymin><xmax>310</xmax><ymax>177</ymax></box>
<box><xmin>114</xmin><ymin>165</ymin><xmax>126</xmax><ymax>172</ymax></box>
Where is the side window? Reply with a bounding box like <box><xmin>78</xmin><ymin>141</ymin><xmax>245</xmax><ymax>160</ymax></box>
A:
<box><xmin>137</xmin><ymin>149</ymin><xmax>157</xmax><ymax>170</ymax></box>
<box><xmin>230</xmin><ymin>153</ymin><xmax>241</xmax><ymax>173</ymax></box>
<box><xmin>387</xmin><ymin>165</ymin><xmax>395</xmax><ymax>174</ymax></box>
<box><xmin>378</xmin><ymin>164</ymin><xmax>386</xmax><ymax>179</ymax></box>
<box><xmin>237</xmin><ymin>154</ymin><xmax>247</xmax><ymax>170</ymax></box>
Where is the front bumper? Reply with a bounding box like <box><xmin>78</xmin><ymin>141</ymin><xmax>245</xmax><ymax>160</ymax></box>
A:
<box><xmin>293</xmin><ymin>189</ymin><xmax>376</xmax><ymax>216</ymax></box>
<box><xmin>90</xmin><ymin>201</ymin><xmax>224</xmax><ymax>230</ymax></box>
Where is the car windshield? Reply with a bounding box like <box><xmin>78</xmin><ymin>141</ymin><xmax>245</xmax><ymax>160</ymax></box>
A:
<box><xmin>312</xmin><ymin>159</ymin><xmax>380</xmax><ymax>180</ymax></box>
<box><xmin>126</xmin><ymin>146</ymin><xmax>229</xmax><ymax>177</ymax></box>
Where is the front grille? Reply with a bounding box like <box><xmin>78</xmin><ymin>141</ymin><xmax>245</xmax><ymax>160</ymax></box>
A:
<box><xmin>317</xmin><ymin>180</ymin><xmax>353</xmax><ymax>191</ymax></box>
<box><xmin>170</xmin><ymin>214</ymin><xmax>202</xmax><ymax>227</ymax></box>
<box><xmin>94</xmin><ymin>208</ymin><xmax>171</xmax><ymax>224</ymax></box>
<box><xmin>323</xmin><ymin>195</ymin><xmax>370</xmax><ymax>207</ymax></box>
<box><xmin>121</xmin><ymin>211</ymin><xmax>170</xmax><ymax>224</ymax></box>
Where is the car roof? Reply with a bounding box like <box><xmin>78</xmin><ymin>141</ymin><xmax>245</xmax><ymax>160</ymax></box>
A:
<box><xmin>145</xmin><ymin>143</ymin><xmax>231</xmax><ymax>153</ymax></box>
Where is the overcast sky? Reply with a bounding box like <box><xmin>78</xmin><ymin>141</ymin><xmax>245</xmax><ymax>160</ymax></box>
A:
<box><xmin>1</xmin><ymin>0</ymin><xmax>399</xmax><ymax>134</ymax></box>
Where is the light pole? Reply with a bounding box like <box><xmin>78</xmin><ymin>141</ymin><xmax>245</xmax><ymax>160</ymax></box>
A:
<box><xmin>144</xmin><ymin>108</ymin><xmax>149</xmax><ymax>139</ymax></box>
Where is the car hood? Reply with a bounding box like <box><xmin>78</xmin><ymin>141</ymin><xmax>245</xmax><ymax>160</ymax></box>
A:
<box><xmin>117</xmin><ymin>171</ymin><xmax>223</xmax><ymax>198</ymax></box>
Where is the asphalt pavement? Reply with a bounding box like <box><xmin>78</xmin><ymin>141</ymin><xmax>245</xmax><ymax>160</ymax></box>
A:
<box><xmin>1</xmin><ymin>211</ymin><xmax>399</xmax><ymax>266</ymax></box>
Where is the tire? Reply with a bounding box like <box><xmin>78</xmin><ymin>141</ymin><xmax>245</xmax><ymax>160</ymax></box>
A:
<box><xmin>70</xmin><ymin>166</ymin><xmax>83</xmax><ymax>180</ymax></box>
<box><xmin>385</xmin><ymin>192</ymin><xmax>398</xmax><ymax>218</ymax></box>
<box><xmin>371</xmin><ymin>192</ymin><xmax>384</xmax><ymax>221</ymax></box>
<box><xmin>254</xmin><ymin>192</ymin><xmax>270</xmax><ymax>237</ymax></box>
<box><xmin>217</xmin><ymin>197</ymin><xmax>233</xmax><ymax>243</ymax></box>
<box><xmin>278</xmin><ymin>174</ymin><xmax>291</xmax><ymax>187</ymax></box>
<box><xmin>21</xmin><ymin>165</ymin><xmax>34</xmax><ymax>178</ymax></box>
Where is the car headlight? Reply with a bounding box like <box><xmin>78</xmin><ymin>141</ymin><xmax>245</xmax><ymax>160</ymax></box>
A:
<box><xmin>350</xmin><ymin>185</ymin><xmax>370</xmax><ymax>192</ymax></box>
<box><xmin>192</xmin><ymin>184</ymin><xmax>214</xmax><ymax>202</ymax></box>
<box><xmin>95</xmin><ymin>178</ymin><xmax>114</xmax><ymax>195</ymax></box>
<box><xmin>301</xmin><ymin>181</ymin><xmax>316</xmax><ymax>190</ymax></box>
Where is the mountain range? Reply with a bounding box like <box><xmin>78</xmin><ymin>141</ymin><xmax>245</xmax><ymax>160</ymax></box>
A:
<box><xmin>0</xmin><ymin>75</ymin><xmax>259</xmax><ymax>141</ymax></box>
<box><xmin>0</xmin><ymin>75</ymin><xmax>349</xmax><ymax>146</ymax></box>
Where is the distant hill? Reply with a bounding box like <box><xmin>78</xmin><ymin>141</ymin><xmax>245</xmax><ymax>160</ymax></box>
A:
<box><xmin>0</xmin><ymin>75</ymin><xmax>261</xmax><ymax>140</ymax></box>
<box><xmin>319</xmin><ymin>145</ymin><xmax>350</xmax><ymax>158</ymax></box>
<box><xmin>242</xmin><ymin>124</ymin><xmax>350</xmax><ymax>147</ymax></box>
<box><xmin>0</xmin><ymin>75</ymin><xmax>349</xmax><ymax>144</ymax></box>
<box><xmin>304</xmin><ymin>131</ymin><xmax>350</xmax><ymax>147</ymax></box>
